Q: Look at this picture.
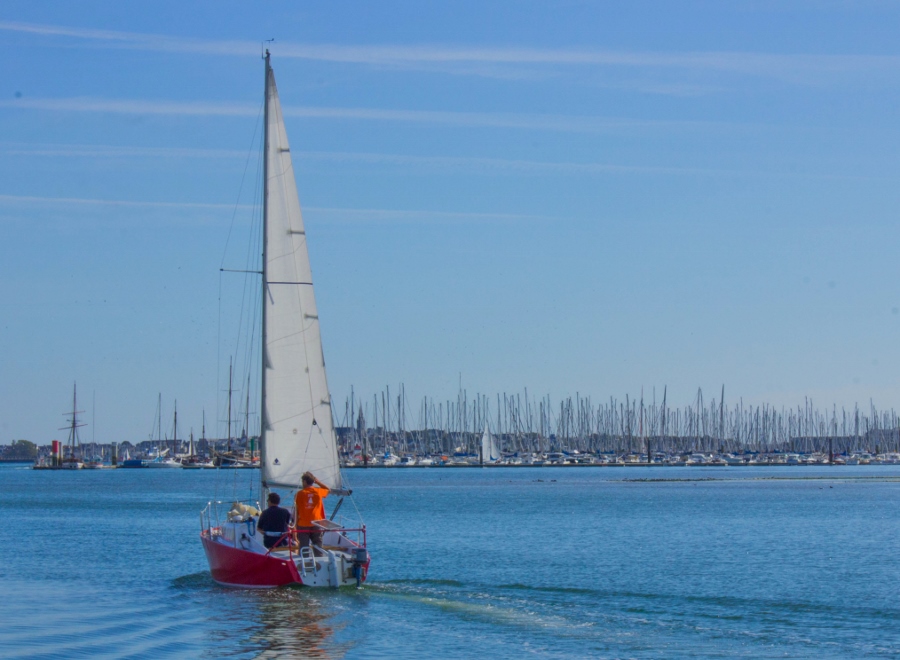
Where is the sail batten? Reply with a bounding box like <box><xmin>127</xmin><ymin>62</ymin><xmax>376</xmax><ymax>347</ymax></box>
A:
<box><xmin>260</xmin><ymin>63</ymin><xmax>342</xmax><ymax>491</ymax></box>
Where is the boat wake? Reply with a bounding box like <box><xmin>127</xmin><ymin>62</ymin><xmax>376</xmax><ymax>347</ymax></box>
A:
<box><xmin>359</xmin><ymin>577</ymin><xmax>900</xmax><ymax>657</ymax></box>
<box><xmin>366</xmin><ymin>580</ymin><xmax>595</xmax><ymax>634</ymax></box>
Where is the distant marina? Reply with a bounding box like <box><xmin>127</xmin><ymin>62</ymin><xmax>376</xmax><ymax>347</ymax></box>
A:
<box><xmin>329</xmin><ymin>385</ymin><xmax>900</xmax><ymax>468</ymax></box>
<box><xmin>23</xmin><ymin>384</ymin><xmax>900</xmax><ymax>470</ymax></box>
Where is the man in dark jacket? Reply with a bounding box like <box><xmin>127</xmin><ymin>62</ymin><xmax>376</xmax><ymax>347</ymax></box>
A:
<box><xmin>257</xmin><ymin>492</ymin><xmax>292</xmax><ymax>548</ymax></box>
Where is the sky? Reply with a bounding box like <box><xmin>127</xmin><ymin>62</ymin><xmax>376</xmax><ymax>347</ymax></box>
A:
<box><xmin>2</xmin><ymin>1</ymin><xmax>900</xmax><ymax>443</ymax></box>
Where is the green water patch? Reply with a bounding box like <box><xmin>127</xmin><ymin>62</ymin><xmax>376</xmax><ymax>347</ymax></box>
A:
<box><xmin>499</xmin><ymin>583</ymin><xmax>598</xmax><ymax>596</ymax></box>
<box><xmin>377</xmin><ymin>578</ymin><xmax>467</xmax><ymax>588</ymax></box>
<box><xmin>365</xmin><ymin>580</ymin><xmax>603</xmax><ymax>637</ymax></box>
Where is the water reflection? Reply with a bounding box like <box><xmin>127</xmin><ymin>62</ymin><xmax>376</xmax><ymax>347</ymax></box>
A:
<box><xmin>249</xmin><ymin>590</ymin><xmax>345</xmax><ymax>659</ymax></box>
<box><xmin>172</xmin><ymin>570</ymin><xmax>366</xmax><ymax>658</ymax></box>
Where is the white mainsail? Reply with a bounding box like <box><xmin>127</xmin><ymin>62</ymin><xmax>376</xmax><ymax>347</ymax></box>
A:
<box><xmin>481</xmin><ymin>425</ymin><xmax>500</xmax><ymax>463</ymax></box>
<box><xmin>260</xmin><ymin>62</ymin><xmax>342</xmax><ymax>490</ymax></box>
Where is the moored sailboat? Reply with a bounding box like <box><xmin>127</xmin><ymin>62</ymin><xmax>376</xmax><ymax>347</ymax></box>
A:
<box><xmin>146</xmin><ymin>399</ymin><xmax>182</xmax><ymax>468</ymax></box>
<box><xmin>199</xmin><ymin>52</ymin><xmax>369</xmax><ymax>588</ymax></box>
<box><xmin>481</xmin><ymin>425</ymin><xmax>501</xmax><ymax>464</ymax></box>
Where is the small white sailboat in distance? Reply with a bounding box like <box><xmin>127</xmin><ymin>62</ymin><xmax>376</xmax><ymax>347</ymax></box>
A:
<box><xmin>200</xmin><ymin>52</ymin><xmax>369</xmax><ymax>588</ymax></box>
<box><xmin>481</xmin><ymin>425</ymin><xmax>501</xmax><ymax>464</ymax></box>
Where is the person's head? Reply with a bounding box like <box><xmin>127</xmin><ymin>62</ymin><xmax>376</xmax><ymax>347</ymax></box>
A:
<box><xmin>267</xmin><ymin>492</ymin><xmax>281</xmax><ymax>506</ymax></box>
<box><xmin>301</xmin><ymin>473</ymin><xmax>314</xmax><ymax>487</ymax></box>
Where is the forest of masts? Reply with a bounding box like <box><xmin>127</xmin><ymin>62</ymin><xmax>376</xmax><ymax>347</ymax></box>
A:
<box><xmin>337</xmin><ymin>386</ymin><xmax>900</xmax><ymax>457</ymax></box>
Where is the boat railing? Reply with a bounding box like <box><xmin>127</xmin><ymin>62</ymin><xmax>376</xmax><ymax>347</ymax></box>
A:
<box><xmin>331</xmin><ymin>523</ymin><xmax>367</xmax><ymax>550</ymax></box>
<box><xmin>264</xmin><ymin>524</ymin><xmax>367</xmax><ymax>560</ymax></box>
<box><xmin>201</xmin><ymin>500</ymin><xmax>366</xmax><ymax>559</ymax></box>
<box><xmin>200</xmin><ymin>499</ymin><xmax>262</xmax><ymax>535</ymax></box>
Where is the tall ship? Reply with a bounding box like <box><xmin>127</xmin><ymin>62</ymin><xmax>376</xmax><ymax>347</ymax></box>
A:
<box><xmin>61</xmin><ymin>383</ymin><xmax>86</xmax><ymax>469</ymax></box>
<box><xmin>199</xmin><ymin>52</ymin><xmax>369</xmax><ymax>588</ymax></box>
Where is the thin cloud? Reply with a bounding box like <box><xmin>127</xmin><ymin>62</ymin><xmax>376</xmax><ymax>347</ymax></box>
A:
<box><xmin>0</xmin><ymin>97</ymin><xmax>259</xmax><ymax>117</ymax></box>
<box><xmin>304</xmin><ymin>207</ymin><xmax>547</xmax><ymax>225</ymax></box>
<box><xmin>0</xmin><ymin>20</ymin><xmax>257</xmax><ymax>56</ymax></box>
<box><xmin>287</xmin><ymin>106</ymin><xmax>696</xmax><ymax>132</ymax></box>
<box><xmin>3</xmin><ymin>143</ymin><xmax>874</xmax><ymax>181</ymax></box>
<box><xmin>0</xmin><ymin>96</ymin><xmax>718</xmax><ymax>134</ymax></box>
<box><xmin>2</xmin><ymin>19</ymin><xmax>899</xmax><ymax>84</ymax></box>
<box><xmin>0</xmin><ymin>193</ymin><xmax>245</xmax><ymax>211</ymax></box>
<box><xmin>300</xmin><ymin>150</ymin><xmax>880</xmax><ymax>182</ymax></box>
<box><xmin>302</xmin><ymin>150</ymin><xmax>722</xmax><ymax>177</ymax></box>
<box><xmin>0</xmin><ymin>141</ymin><xmax>733</xmax><ymax>176</ymax></box>
<box><xmin>0</xmin><ymin>142</ymin><xmax>247</xmax><ymax>159</ymax></box>
<box><xmin>0</xmin><ymin>193</ymin><xmax>544</xmax><ymax>225</ymax></box>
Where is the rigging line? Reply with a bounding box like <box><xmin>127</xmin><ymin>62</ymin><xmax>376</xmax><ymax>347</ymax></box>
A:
<box><xmin>337</xmin><ymin>466</ymin><xmax>364</xmax><ymax>523</ymax></box>
<box><xmin>218</xmin><ymin>112</ymin><xmax>262</xmax><ymax>478</ymax></box>
<box><xmin>231</xmin><ymin>226</ymin><xmax>258</xmax><ymax>412</ymax></box>
<box><xmin>300</xmin><ymin>420</ymin><xmax>341</xmax><ymax>482</ymax></box>
<box><xmin>237</xmin><ymin>232</ymin><xmax>262</xmax><ymax>434</ymax></box>
<box><xmin>214</xmin><ymin>272</ymin><xmax>224</xmax><ymax>494</ymax></box>
<box><xmin>249</xmin><ymin>140</ymin><xmax>264</xmax><ymax>270</ymax></box>
<box><xmin>213</xmin><ymin>458</ymin><xmax>219</xmax><ymax>503</ymax></box>
<box><xmin>249</xmin><ymin>458</ymin><xmax>256</xmax><ymax>504</ymax></box>
<box><xmin>237</xmin><ymin>143</ymin><xmax>264</xmax><ymax>371</ymax></box>
<box><xmin>267</xmin><ymin>325</ymin><xmax>316</xmax><ymax>347</ymax></box>
<box><xmin>224</xmin><ymin>106</ymin><xmax>264</xmax><ymax>436</ymax></box>
<box><xmin>220</xmin><ymin>97</ymin><xmax>264</xmax><ymax>270</ymax></box>
<box><xmin>347</xmin><ymin>486</ymin><xmax>363</xmax><ymax>523</ymax></box>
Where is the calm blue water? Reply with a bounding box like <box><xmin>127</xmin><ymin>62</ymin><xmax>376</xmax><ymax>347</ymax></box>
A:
<box><xmin>1</xmin><ymin>463</ymin><xmax>899</xmax><ymax>658</ymax></box>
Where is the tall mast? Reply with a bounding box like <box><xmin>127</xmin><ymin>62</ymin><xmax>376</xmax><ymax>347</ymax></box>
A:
<box><xmin>259</xmin><ymin>50</ymin><xmax>270</xmax><ymax>497</ymax></box>
<box><xmin>245</xmin><ymin>372</ymin><xmax>251</xmax><ymax>449</ymax></box>
<box><xmin>227</xmin><ymin>358</ymin><xmax>233</xmax><ymax>453</ymax></box>
<box><xmin>173</xmin><ymin>400</ymin><xmax>178</xmax><ymax>457</ymax></box>
<box><xmin>157</xmin><ymin>393</ymin><xmax>162</xmax><ymax>451</ymax></box>
<box><xmin>73</xmin><ymin>384</ymin><xmax>78</xmax><ymax>457</ymax></box>
<box><xmin>72</xmin><ymin>383</ymin><xmax>80</xmax><ymax>458</ymax></box>
<box><xmin>59</xmin><ymin>382</ymin><xmax>86</xmax><ymax>461</ymax></box>
<box><xmin>720</xmin><ymin>384</ymin><xmax>725</xmax><ymax>450</ymax></box>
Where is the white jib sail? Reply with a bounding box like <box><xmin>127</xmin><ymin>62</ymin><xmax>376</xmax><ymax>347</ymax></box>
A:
<box><xmin>261</xmin><ymin>64</ymin><xmax>342</xmax><ymax>491</ymax></box>
<box><xmin>481</xmin><ymin>425</ymin><xmax>500</xmax><ymax>462</ymax></box>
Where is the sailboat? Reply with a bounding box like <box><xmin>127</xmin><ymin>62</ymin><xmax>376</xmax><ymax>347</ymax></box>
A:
<box><xmin>183</xmin><ymin>425</ymin><xmax>215</xmax><ymax>469</ymax></box>
<box><xmin>481</xmin><ymin>425</ymin><xmax>501</xmax><ymax>464</ymax></box>
<box><xmin>147</xmin><ymin>398</ymin><xmax>183</xmax><ymax>468</ymax></box>
<box><xmin>200</xmin><ymin>52</ymin><xmax>370</xmax><ymax>588</ymax></box>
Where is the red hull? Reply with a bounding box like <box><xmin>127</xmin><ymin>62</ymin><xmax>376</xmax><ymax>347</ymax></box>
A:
<box><xmin>201</xmin><ymin>531</ymin><xmax>303</xmax><ymax>587</ymax></box>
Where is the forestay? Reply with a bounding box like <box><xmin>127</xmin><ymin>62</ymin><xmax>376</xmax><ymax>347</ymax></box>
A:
<box><xmin>261</xmin><ymin>64</ymin><xmax>342</xmax><ymax>491</ymax></box>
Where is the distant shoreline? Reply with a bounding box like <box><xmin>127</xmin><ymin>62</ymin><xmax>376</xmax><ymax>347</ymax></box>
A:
<box><xmin>16</xmin><ymin>460</ymin><xmax>897</xmax><ymax>470</ymax></box>
<box><xmin>343</xmin><ymin>462</ymin><xmax>878</xmax><ymax>469</ymax></box>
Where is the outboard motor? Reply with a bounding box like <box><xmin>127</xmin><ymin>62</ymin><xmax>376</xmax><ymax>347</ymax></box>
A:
<box><xmin>352</xmin><ymin>547</ymin><xmax>368</xmax><ymax>587</ymax></box>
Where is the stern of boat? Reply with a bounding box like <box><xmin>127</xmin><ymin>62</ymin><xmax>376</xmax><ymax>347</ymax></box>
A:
<box><xmin>200</xmin><ymin>501</ymin><xmax>370</xmax><ymax>588</ymax></box>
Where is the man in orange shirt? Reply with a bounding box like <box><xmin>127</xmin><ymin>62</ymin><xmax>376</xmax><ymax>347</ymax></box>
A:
<box><xmin>294</xmin><ymin>471</ymin><xmax>330</xmax><ymax>553</ymax></box>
